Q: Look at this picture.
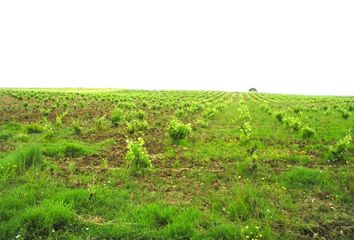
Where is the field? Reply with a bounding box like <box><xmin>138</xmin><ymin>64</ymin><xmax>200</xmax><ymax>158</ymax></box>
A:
<box><xmin>0</xmin><ymin>89</ymin><xmax>353</xmax><ymax>239</ymax></box>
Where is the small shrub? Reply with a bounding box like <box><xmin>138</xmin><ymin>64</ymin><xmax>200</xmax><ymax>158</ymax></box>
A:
<box><xmin>329</xmin><ymin>131</ymin><xmax>352</xmax><ymax>162</ymax></box>
<box><xmin>55</xmin><ymin>111</ymin><xmax>68</xmax><ymax>126</ymax></box>
<box><xmin>260</xmin><ymin>104</ymin><xmax>271</xmax><ymax>114</ymax></box>
<box><xmin>187</xmin><ymin>104</ymin><xmax>201</xmax><ymax>113</ymax></box>
<box><xmin>294</xmin><ymin>107</ymin><xmax>301</xmax><ymax>114</ymax></box>
<box><xmin>67</xmin><ymin>161</ymin><xmax>77</xmax><ymax>174</ymax></box>
<box><xmin>216</xmin><ymin>103</ymin><xmax>226</xmax><ymax>111</ymax></box>
<box><xmin>95</xmin><ymin>115</ymin><xmax>106</xmax><ymax>130</ymax></box>
<box><xmin>240</xmin><ymin>122</ymin><xmax>252</xmax><ymax>142</ymax></box>
<box><xmin>284</xmin><ymin>117</ymin><xmax>301</xmax><ymax>131</ymax></box>
<box><xmin>44</xmin><ymin>126</ymin><xmax>55</xmax><ymax>139</ymax></box>
<box><xmin>136</xmin><ymin>110</ymin><xmax>146</xmax><ymax>120</ymax></box>
<box><xmin>301</xmin><ymin>127</ymin><xmax>315</xmax><ymax>139</ymax></box>
<box><xmin>125</xmin><ymin>138</ymin><xmax>151</xmax><ymax>174</ymax></box>
<box><xmin>111</xmin><ymin>108</ymin><xmax>124</xmax><ymax>127</ymax></box>
<box><xmin>167</xmin><ymin>119</ymin><xmax>192</xmax><ymax>143</ymax></box>
<box><xmin>118</xmin><ymin>102</ymin><xmax>136</xmax><ymax>110</ymax></box>
<box><xmin>202</xmin><ymin>108</ymin><xmax>217</xmax><ymax>119</ymax></box>
<box><xmin>127</xmin><ymin>120</ymin><xmax>148</xmax><ymax>134</ymax></box>
<box><xmin>237</xmin><ymin>105</ymin><xmax>251</xmax><ymax>122</ymax></box>
<box><xmin>275</xmin><ymin>112</ymin><xmax>285</xmax><ymax>123</ymax></box>
<box><xmin>195</xmin><ymin>119</ymin><xmax>208</xmax><ymax>129</ymax></box>
<box><xmin>23</xmin><ymin>102</ymin><xmax>29</xmax><ymax>109</ymax></box>
<box><xmin>340</xmin><ymin>110</ymin><xmax>351</xmax><ymax>119</ymax></box>
<box><xmin>71</xmin><ymin>120</ymin><xmax>82</xmax><ymax>135</ymax></box>
<box><xmin>174</xmin><ymin>109</ymin><xmax>184</xmax><ymax>118</ymax></box>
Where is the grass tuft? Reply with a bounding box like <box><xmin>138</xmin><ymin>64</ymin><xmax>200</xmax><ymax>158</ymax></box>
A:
<box><xmin>282</xmin><ymin>167</ymin><xmax>331</xmax><ymax>190</ymax></box>
<box><xmin>0</xmin><ymin>144</ymin><xmax>42</xmax><ymax>177</ymax></box>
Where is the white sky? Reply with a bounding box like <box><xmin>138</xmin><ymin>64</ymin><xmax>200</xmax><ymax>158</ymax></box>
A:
<box><xmin>0</xmin><ymin>1</ymin><xmax>353</xmax><ymax>95</ymax></box>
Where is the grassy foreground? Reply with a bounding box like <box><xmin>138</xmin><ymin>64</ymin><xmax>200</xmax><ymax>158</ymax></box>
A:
<box><xmin>0</xmin><ymin>89</ymin><xmax>353</xmax><ymax>239</ymax></box>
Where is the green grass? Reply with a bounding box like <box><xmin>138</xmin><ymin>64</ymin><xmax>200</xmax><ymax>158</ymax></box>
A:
<box><xmin>0</xmin><ymin>89</ymin><xmax>353</xmax><ymax>239</ymax></box>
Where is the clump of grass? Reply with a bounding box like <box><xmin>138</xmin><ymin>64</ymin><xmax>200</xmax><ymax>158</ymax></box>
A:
<box><xmin>235</xmin><ymin>157</ymin><xmax>257</xmax><ymax>178</ymax></box>
<box><xmin>204</xmin><ymin>224</ymin><xmax>241</xmax><ymax>240</ymax></box>
<box><xmin>0</xmin><ymin>145</ymin><xmax>42</xmax><ymax>176</ymax></box>
<box><xmin>211</xmin><ymin>184</ymin><xmax>273</xmax><ymax>221</ymax></box>
<box><xmin>49</xmin><ymin>189</ymin><xmax>91</xmax><ymax>213</ymax></box>
<box><xmin>165</xmin><ymin>208</ymin><xmax>201</xmax><ymax>239</ymax></box>
<box><xmin>167</xmin><ymin>118</ymin><xmax>192</xmax><ymax>143</ymax></box>
<box><xmin>26</xmin><ymin>123</ymin><xmax>44</xmax><ymax>134</ymax></box>
<box><xmin>125</xmin><ymin>138</ymin><xmax>151</xmax><ymax>174</ymax></box>
<box><xmin>43</xmin><ymin>141</ymin><xmax>98</xmax><ymax>157</ymax></box>
<box><xmin>328</xmin><ymin>131</ymin><xmax>352</xmax><ymax>162</ymax></box>
<box><xmin>63</xmin><ymin>144</ymin><xmax>87</xmax><ymax>157</ymax></box>
<box><xmin>139</xmin><ymin>203</ymin><xmax>176</xmax><ymax>228</ymax></box>
<box><xmin>240</xmin><ymin>222</ymin><xmax>273</xmax><ymax>240</ymax></box>
<box><xmin>17</xmin><ymin>201</ymin><xmax>76</xmax><ymax>239</ymax></box>
<box><xmin>0</xmin><ymin>132</ymin><xmax>13</xmax><ymax>141</ymax></box>
<box><xmin>0</xmin><ymin>121</ymin><xmax>22</xmax><ymax>141</ymax></box>
<box><xmin>282</xmin><ymin>167</ymin><xmax>330</xmax><ymax>190</ymax></box>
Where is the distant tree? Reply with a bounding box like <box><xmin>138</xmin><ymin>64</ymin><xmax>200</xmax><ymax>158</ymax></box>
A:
<box><xmin>249</xmin><ymin>88</ymin><xmax>257</xmax><ymax>92</ymax></box>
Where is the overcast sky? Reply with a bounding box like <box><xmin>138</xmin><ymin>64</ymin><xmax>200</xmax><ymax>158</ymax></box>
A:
<box><xmin>0</xmin><ymin>1</ymin><xmax>353</xmax><ymax>95</ymax></box>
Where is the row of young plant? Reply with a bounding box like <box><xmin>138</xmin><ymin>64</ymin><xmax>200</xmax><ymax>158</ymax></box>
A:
<box><xmin>257</xmin><ymin>98</ymin><xmax>352</xmax><ymax>163</ymax></box>
<box><xmin>123</xmin><ymin>98</ymin><xmax>230</xmax><ymax>175</ymax></box>
<box><xmin>232</xmin><ymin>96</ymin><xmax>260</xmax><ymax>178</ymax></box>
<box><xmin>0</xmin><ymin>89</ymin><xmax>227</xmax><ymax>127</ymax></box>
<box><xmin>252</xmin><ymin>92</ymin><xmax>352</xmax><ymax>120</ymax></box>
<box><xmin>3</xmin><ymin>92</ymin><xmax>228</xmax><ymax>162</ymax></box>
<box><xmin>1</xmin><ymin>89</ymin><xmax>224</xmax><ymax>111</ymax></box>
